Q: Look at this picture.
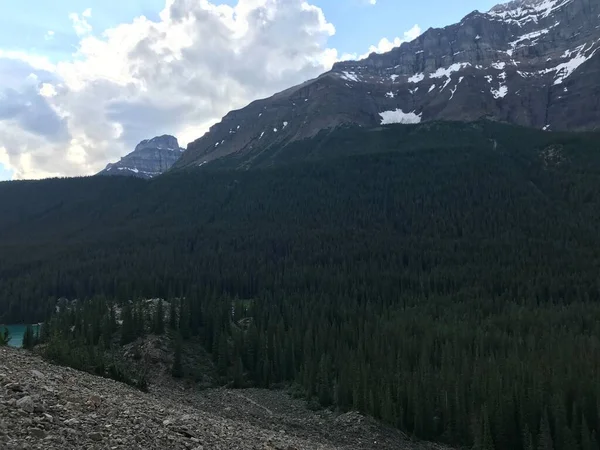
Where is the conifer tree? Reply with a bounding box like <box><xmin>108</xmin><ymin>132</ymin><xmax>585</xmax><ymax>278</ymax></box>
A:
<box><xmin>0</xmin><ymin>327</ymin><xmax>10</xmax><ymax>346</ymax></box>
<box><xmin>522</xmin><ymin>424</ymin><xmax>534</xmax><ymax>450</ymax></box>
<box><xmin>120</xmin><ymin>304</ymin><xmax>135</xmax><ymax>345</ymax></box>
<box><xmin>22</xmin><ymin>325</ymin><xmax>35</xmax><ymax>349</ymax></box>
<box><xmin>169</xmin><ymin>299</ymin><xmax>177</xmax><ymax>330</ymax></box>
<box><xmin>153</xmin><ymin>299</ymin><xmax>165</xmax><ymax>335</ymax></box>
<box><xmin>171</xmin><ymin>334</ymin><xmax>184</xmax><ymax>378</ymax></box>
<box><xmin>538</xmin><ymin>411</ymin><xmax>554</xmax><ymax>450</ymax></box>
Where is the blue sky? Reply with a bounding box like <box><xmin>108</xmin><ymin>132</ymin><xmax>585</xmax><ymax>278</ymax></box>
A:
<box><xmin>0</xmin><ymin>0</ymin><xmax>501</xmax><ymax>61</ymax></box>
<box><xmin>0</xmin><ymin>0</ymin><xmax>504</xmax><ymax>180</ymax></box>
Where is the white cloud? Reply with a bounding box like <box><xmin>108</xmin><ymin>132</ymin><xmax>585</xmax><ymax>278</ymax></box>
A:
<box><xmin>0</xmin><ymin>1</ymin><xmax>338</xmax><ymax>179</ymax></box>
<box><xmin>334</xmin><ymin>24</ymin><xmax>422</xmax><ymax>62</ymax></box>
<box><xmin>69</xmin><ymin>8</ymin><xmax>93</xmax><ymax>37</ymax></box>
<box><xmin>363</xmin><ymin>24</ymin><xmax>421</xmax><ymax>57</ymax></box>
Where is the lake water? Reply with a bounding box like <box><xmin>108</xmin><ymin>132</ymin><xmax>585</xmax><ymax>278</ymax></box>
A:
<box><xmin>1</xmin><ymin>324</ymin><xmax>40</xmax><ymax>348</ymax></box>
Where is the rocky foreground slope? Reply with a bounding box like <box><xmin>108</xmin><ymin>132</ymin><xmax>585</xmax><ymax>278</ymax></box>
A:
<box><xmin>0</xmin><ymin>347</ymin><xmax>447</xmax><ymax>450</ymax></box>
<box><xmin>174</xmin><ymin>0</ymin><xmax>600</xmax><ymax>170</ymax></box>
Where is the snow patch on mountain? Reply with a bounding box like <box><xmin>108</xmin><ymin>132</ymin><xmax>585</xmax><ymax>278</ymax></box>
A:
<box><xmin>408</xmin><ymin>73</ymin><xmax>425</xmax><ymax>83</ymax></box>
<box><xmin>430</xmin><ymin>63</ymin><xmax>471</xmax><ymax>79</ymax></box>
<box><xmin>379</xmin><ymin>109</ymin><xmax>422</xmax><ymax>124</ymax></box>
<box><xmin>488</xmin><ymin>0</ymin><xmax>574</xmax><ymax>25</ymax></box>
<box><xmin>340</xmin><ymin>71</ymin><xmax>361</xmax><ymax>82</ymax></box>
<box><xmin>491</xmin><ymin>83</ymin><xmax>509</xmax><ymax>99</ymax></box>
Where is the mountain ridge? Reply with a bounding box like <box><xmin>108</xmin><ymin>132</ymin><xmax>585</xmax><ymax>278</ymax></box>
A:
<box><xmin>173</xmin><ymin>0</ymin><xmax>600</xmax><ymax>171</ymax></box>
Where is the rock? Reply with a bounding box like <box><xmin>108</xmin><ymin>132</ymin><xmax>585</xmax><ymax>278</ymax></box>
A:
<box><xmin>87</xmin><ymin>394</ymin><xmax>102</xmax><ymax>408</ymax></box>
<box><xmin>16</xmin><ymin>396</ymin><xmax>34</xmax><ymax>413</ymax></box>
<box><xmin>88</xmin><ymin>432</ymin><xmax>103</xmax><ymax>441</ymax></box>
<box><xmin>30</xmin><ymin>369</ymin><xmax>45</xmax><ymax>379</ymax></box>
<box><xmin>0</xmin><ymin>344</ymin><xmax>441</xmax><ymax>450</ymax></box>
<box><xmin>30</xmin><ymin>428</ymin><xmax>46</xmax><ymax>439</ymax></box>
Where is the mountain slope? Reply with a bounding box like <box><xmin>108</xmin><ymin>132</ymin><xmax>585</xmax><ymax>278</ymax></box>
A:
<box><xmin>174</xmin><ymin>0</ymin><xmax>600</xmax><ymax>171</ymax></box>
<box><xmin>1</xmin><ymin>347</ymin><xmax>438</xmax><ymax>450</ymax></box>
<box><xmin>2</xmin><ymin>122</ymin><xmax>600</xmax><ymax>449</ymax></box>
<box><xmin>98</xmin><ymin>135</ymin><xmax>185</xmax><ymax>179</ymax></box>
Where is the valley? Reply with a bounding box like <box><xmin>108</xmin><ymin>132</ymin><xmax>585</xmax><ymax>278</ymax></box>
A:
<box><xmin>2</xmin><ymin>0</ymin><xmax>600</xmax><ymax>449</ymax></box>
<box><xmin>1</xmin><ymin>121</ymin><xmax>600</xmax><ymax>449</ymax></box>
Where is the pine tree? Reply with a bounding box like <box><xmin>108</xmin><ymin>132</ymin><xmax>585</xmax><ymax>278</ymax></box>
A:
<box><xmin>522</xmin><ymin>423</ymin><xmax>534</xmax><ymax>450</ymax></box>
<box><xmin>153</xmin><ymin>299</ymin><xmax>165</xmax><ymax>335</ymax></box>
<box><xmin>482</xmin><ymin>406</ymin><xmax>495</xmax><ymax>450</ymax></box>
<box><xmin>171</xmin><ymin>334</ymin><xmax>184</xmax><ymax>378</ymax></box>
<box><xmin>232</xmin><ymin>356</ymin><xmax>244</xmax><ymax>388</ymax></box>
<box><xmin>0</xmin><ymin>327</ymin><xmax>10</xmax><ymax>346</ymax></box>
<box><xmin>22</xmin><ymin>325</ymin><xmax>35</xmax><ymax>349</ymax></box>
<box><xmin>217</xmin><ymin>332</ymin><xmax>229</xmax><ymax>376</ymax></box>
<box><xmin>120</xmin><ymin>304</ymin><xmax>135</xmax><ymax>345</ymax></box>
<box><xmin>538</xmin><ymin>411</ymin><xmax>554</xmax><ymax>450</ymax></box>
<box><xmin>169</xmin><ymin>299</ymin><xmax>177</xmax><ymax>330</ymax></box>
<box><xmin>582</xmin><ymin>415</ymin><xmax>593</xmax><ymax>450</ymax></box>
<box><xmin>591</xmin><ymin>431</ymin><xmax>599</xmax><ymax>450</ymax></box>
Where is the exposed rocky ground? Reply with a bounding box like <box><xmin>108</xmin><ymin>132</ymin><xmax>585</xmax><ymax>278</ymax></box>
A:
<box><xmin>0</xmin><ymin>347</ymin><xmax>450</xmax><ymax>449</ymax></box>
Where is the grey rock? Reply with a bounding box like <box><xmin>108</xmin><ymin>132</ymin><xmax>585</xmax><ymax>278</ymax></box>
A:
<box><xmin>30</xmin><ymin>428</ymin><xmax>46</xmax><ymax>439</ymax></box>
<box><xmin>98</xmin><ymin>135</ymin><xmax>185</xmax><ymax>179</ymax></box>
<box><xmin>30</xmin><ymin>370</ymin><xmax>45</xmax><ymax>379</ymax></box>
<box><xmin>88</xmin><ymin>432</ymin><xmax>103</xmax><ymax>441</ymax></box>
<box><xmin>175</xmin><ymin>0</ymin><xmax>600</xmax><ymax>171</ymax></box>
<box><xmin>16</xmin><ymin>396</ymin><xmax>34</xmax><ymax>413</ymax></box>
<box><xmin>0</xmin><ymin>345</ymin><xmax>447</xmax><ymax>450</ymax></box>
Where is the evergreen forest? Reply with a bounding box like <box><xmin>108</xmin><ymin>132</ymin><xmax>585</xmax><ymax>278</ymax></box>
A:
<box><xmin>1</xmin><ymin>120</ymin><xmax>600</xmax><ymax>450</ymax></box>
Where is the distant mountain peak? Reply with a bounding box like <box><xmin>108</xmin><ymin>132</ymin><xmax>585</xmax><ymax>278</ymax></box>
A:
<box><xmin>98</xmin><ymin>135</ymin><xmax>184</xmax><ymax>179</ymax></box>
<box><xmin>136</xmin><ymin>135</ymin><xmax>181</xmax><ymax>152</ymax></box>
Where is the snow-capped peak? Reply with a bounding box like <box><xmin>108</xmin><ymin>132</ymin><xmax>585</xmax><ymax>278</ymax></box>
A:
<box><xmin>488</xmin><ymin>0</ymin><xmax>574</xmax><ymax>19</ymax></box>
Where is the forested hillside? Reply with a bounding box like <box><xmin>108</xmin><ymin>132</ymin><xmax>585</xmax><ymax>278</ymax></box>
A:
<box><xmin>2</xmin><ymin>120</ymin><xmax>600</xmax><ymax>449</ymax></box>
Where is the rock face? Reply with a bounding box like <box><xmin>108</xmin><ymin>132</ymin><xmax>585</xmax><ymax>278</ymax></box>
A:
<box><xmin>98</xmin><ymin>135</ymin><xmax>185</xmax><ymax>179</ymax></box>
<box><xmin>0</xmin><ymin>346</ymin><xmax>448</xmax><ymax>449</ymax></box>
<box><xmin>174</xmin><ymin>0</ymin><xmax>600</xmax><ymax>171</ymax></box>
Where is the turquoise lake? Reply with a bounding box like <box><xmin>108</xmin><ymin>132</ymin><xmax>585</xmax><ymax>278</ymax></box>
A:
<box><xmin>1</xmin><ymin>324</ymin><xmax>40</xmax><ymax>348</ymax></box>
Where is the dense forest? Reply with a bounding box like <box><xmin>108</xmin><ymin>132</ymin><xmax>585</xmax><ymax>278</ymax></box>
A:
<box><xmin>2</xmin><ymin>120</ymin><xmax>600</xmax><ymax>449</ymax></box>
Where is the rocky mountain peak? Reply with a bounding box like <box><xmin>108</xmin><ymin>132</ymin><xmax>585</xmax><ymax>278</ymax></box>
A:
<box><xmin>98</xmin><ymin>135</ymin><xmax>185</xmax><ymax>179</ymax></box>
<box><xmin>488</xmin><ymin>0</ymin><xmax>572</xmax><ymax>16</ymax></box>
<box><xmin>135</xmin><ymin>135</ymin><xmax>181</xmax><ymax>152</ymax></box>
<box><xmin>174</xmin><ymin>0</ymin><xmax>599</xmax><ymax>172</ymax></box>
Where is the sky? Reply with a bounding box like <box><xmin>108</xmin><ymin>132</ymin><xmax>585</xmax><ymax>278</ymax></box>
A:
<box><xmin>0</xmin><ymin>0</ymin><xmax>503</xmax><ymax>181</ymax></box>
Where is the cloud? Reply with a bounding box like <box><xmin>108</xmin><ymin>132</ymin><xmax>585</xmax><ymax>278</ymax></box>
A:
<box><xmin>69</xmin><ymin>8</ymin><xmax>93</xmax><ymax>37</ymax></box>
<box><xmin>366</xmin><ymin>24</ymin><xmax>421</xmax><ymax>55</ymax></box>
<box><xmin>333</xmin><ymin>23</ymin><xmax>422</xmax><ymax>63</ymax></box>
<box><xmin>0</xmin><ymin>0</ymin><xmax>338</xmax><ymax>179</ymax></box>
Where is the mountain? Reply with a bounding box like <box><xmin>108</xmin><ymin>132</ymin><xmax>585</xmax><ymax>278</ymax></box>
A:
<box><xmin>2</xmin><ymin>121</ymin><xmax>600</xmax><ymax>449</ymax></box>
<box><xmin>173</xmin><ymin>0</ymin><xmax>600</xmax><ymax>171</ymax></box>
<box><xmin>98</xmin><ymin>135</ymin><xmax>185</xmax><ymax>179</ymax></box>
